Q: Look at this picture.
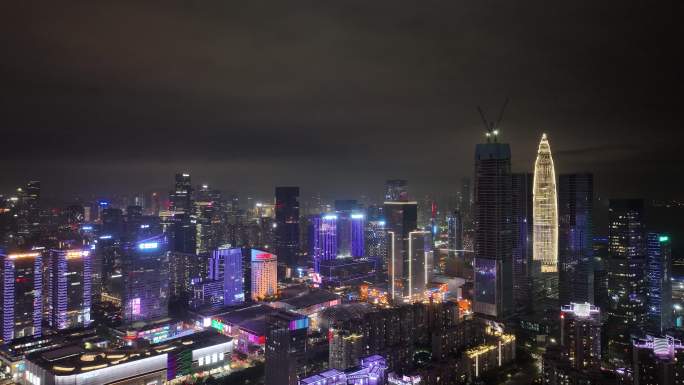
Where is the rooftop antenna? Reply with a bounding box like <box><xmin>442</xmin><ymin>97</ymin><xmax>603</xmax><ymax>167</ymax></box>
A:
<box><xmin>477</xmin><ymin>98</ymin><xmax>509</xmax><ymax>143</ymax></box>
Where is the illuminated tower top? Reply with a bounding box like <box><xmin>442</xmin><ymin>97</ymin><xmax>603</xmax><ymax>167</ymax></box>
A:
<box><xmin>533</xmin><ymin>133</ymin><xmax>558</xmax><ymax>274</ymax></box>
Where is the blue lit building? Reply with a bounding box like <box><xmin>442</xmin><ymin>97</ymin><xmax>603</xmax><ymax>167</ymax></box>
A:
<box><xmin>646</xmin><ymin>233</ymin><xmax>673</xmax><ymax>334</ymax></box>
<box><xmin>311</xmin><ymin>214</ymin><xmax>338</xmax><ymax>273</ymax></box>
<box><xmin>209</xmin><ymin>247</ymin><xmax>246</xmax><ymax>306</ymax></box>
<box><xmin>122</xmin><ymin>235</ymin><xmax>169</xmax><ymax>323</ymax></box>
<box><xmin>351</xmin><ymin>213</ymin><xmax>365</xmax><ymax>258</ymax></box>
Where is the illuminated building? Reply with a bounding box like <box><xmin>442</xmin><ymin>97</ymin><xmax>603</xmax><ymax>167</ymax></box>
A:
<box><xmin>558</xmin><ymin>173</ymin><xmax>594</xmax><ymax>305</ymax></box>
<box><xmin>387</xmin><ymin>373</ymin><xmax>421</xmax><ymax>385</ymax></box>
<box><xmin>265</xmin><ymin>311</ymin><xmax>309</xmax><ymax>385</ymax></box>
<box><xmin>329</xmin><ymin>330</ymin><xmax>364</xmax><ymax>370</ymax></box>
<box><xmin>407</xmin><ymin>231</ymin><xmax>432</xmax><ymax>300</ymax></box>
<box><xmin>208</xmin><ymin>246</ymin><xmax>246</xmax><ymax>306</ymax></box>
<box><xmin>46</xmin><ymin>249</ymin><xmax>92</xmax><ymax>330</ymax></box>
<box><xmin>311</xmin><ymin>214</ymin><xmax>338</xmax><ymax>272</ymax></box>
<box><xmin>169</xmin><ymin>172</ymin><xmax>193</xmax><ymax>214</ymax></box>
<box><xmin>532</xmin><ymin>133</ymin><xmax>558</xmax><ymax>299</ymax></box>
<box><xmin>300</xmin><ymin>355</ymin><xmax>388</xmax><ymax>385</ymax></box>
<box><xmin>512</xmin><ymin>172</ymin><xmax>533</xmax><ymax>311</ymax></box>
<box><xmin>275</xmin><ymin>186</ymin><xmax>300</xmax><ymax>268</ymax></box>
<box><xmin>461</xmin><ymin>324</ymin><xmax>516</xmax><ymax>381</ymax></box>
<box><xmin>273</xmin><ymin>288</ymin><xmax>340</xmax><ymax>331</ymax></box>
<box><xmin>351</xmin><ymin>213</ymin><xmax>365</xmax><ymax>258</ymax></box>
<box><xmin>122</xmin><ymin>235</ymin><xmax>169</xmax><ymax>323</ymax></box>
<box><xmin>15</xmin><ymin>181</ymin><xmax>40</xmax><ymax>239</ymax></box>
<box><xmin>632</xmin><ymin>335</ymin><xmax>684</xmax><ymax>385</ymax></box>
<box><xmin>365</xmin><ymin>219</ymin><xmax>388</xmax><ymax>280</ymax></box>
<box><xmin>607</xmin><ymin>199</ymin><xmax>646</xmax><ymax>366</ymax></box>
<box><xmin>446</xmin><ymin>211</ymin><xmax>463</xmax><ymax>259</ymax></box>
<box><xmin>473</xmin><ymin>130</ymin><xmax>512</xmax><ymax>318</ymax></box>
<box><xmin>559</xmin><ymin>303</ymin><xmax>601</xmax><ymax>370</ymax></box>
<box><xmin>22</xmin><ymin>330</ymin><xmax>233</xmax><ymax>385</ymax></box>
<box><xmin>171</xmin><ymin>212</ymin><xmax>196</xmax><ymax>254</ymax></box>
<box><xmin>385</xmin><ymin>180</ymin><xmax>408</xmax><ymax>202</ymax></box>
<box><xmin>168</xmin><ymin>251</ymin><xmax>208</xmax><ymax>298</ymax></box>
<box><xmin>646</xmin><ymin>233</ymin><xmax>673</xmax><ymax>334</ymax></box>
<box><xmin>0</xmin><ymin>249</ymin><xmax>42</xmax><ymax>342</ymax></box>
<box><xmin>251</xmin><ymin>249</ymin><xmax>277</xmax><ymax>300</ymax></box>
<box><xmin>384</xmin><ymin>201</ymin><xmax>418</xmax><ymax>302</ymax></box>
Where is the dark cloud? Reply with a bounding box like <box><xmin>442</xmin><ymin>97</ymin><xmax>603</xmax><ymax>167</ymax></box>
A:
<box><xmin>0</xmin><ymin>0</ymin><xmax>682</xmax><ymax>201</ymax></box>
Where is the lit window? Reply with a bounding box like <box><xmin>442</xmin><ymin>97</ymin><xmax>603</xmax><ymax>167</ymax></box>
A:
<box><xmin>199</xmin><ymin>356</ymin><xmax>204</xmax><ymax>366</ymax></box>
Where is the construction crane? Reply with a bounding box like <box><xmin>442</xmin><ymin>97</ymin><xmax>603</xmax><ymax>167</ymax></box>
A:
<box><xmin>477</xmin><ymin>98</ymin><xmax>509</xmax><ymax>142</ymax></box>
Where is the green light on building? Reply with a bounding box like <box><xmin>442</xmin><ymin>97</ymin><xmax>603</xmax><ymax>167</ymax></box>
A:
<box><xmin>659</xmin><ymin>235</ymin><xmax>670</xmax><ymax>242</ymax></box>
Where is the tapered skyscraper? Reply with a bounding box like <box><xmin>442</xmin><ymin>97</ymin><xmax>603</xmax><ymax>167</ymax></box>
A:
<box><xmin>533</xmin><ymin>133</ymin><xmax>558</xmax><ymax>299</ymax></box>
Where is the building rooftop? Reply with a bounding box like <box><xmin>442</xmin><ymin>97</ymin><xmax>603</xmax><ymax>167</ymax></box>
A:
<box><xmin>277</xmin><ymin>289</ymin><xmax>339</xmax><ymax>310</ymax></box>
<box><xmin>319</xmin><ymin>303</ymin><xmax>376</xmax><ymax>323</ymax></box>
<box><xmin>27</xmin><ymin>330</ymin><xmax>231</xmax><ymax>376</ymax></box>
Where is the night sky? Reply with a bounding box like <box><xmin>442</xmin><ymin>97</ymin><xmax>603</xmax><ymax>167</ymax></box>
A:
<box><xmin>1</xmin><ymin>1</ymin><xmax>682</xmax><ymax>202</ymax></box>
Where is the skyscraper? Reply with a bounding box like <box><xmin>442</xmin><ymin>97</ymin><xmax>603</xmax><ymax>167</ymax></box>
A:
<box><xmin>275</xmin><ymin>187</ymin><xmax>300</xmax><ymax>268</ymax></box>
<box><xmin>407</xmin><ymin>230</ymin><xmax>432</xmax><ymax>299</ymax></box>
<box><xmin>384</xmin><ymin>201</ymin><xmax>418</xmax><ymax>302</ymax></box>
<box><xmin>384</xmin><ymin>180</ymin><xmax>408</xmax><ymax>202</ymax></box>
<box><xmin>350</xmin><ymin>213</ymin><xmax>365</xmax><ymax>258</ymax></box>
<box><xmin>512</xmin><ymin>172</ymin><xmax>533</xmax><ymax>312</ymax></box>
<box><xmin>632</xmin><ymin>335</ymin><xmax>684</xmax><ymax>385</ymax></box>
<box><xmin>46</xmin><ymin>248</ymin><xmax>92</xmax><ymax>330</ymax></box>
<box><xmin>251</xmin><ymin>249</ymin><xmax>277</xmax><ymax>300</ymax></box>
<box><xmin>558</xmin><ymin>174</ymin><xmax>594</xmax><ymax>305</ymax></box>
<box><xmin>265</xmin><ymin>311</ymin><xmax>309</xmax><ymax>385</ymax></box>
<box><xmin>473</xmin><ymin>131</ymin><xmax>513</xmax><ymax>319</ymax></box>
<box><xmin>560</xmin><ymin>303</ymin><xmax>602</xmax><ymax>370</ymax></box>
<box><xmin>169</xmin><ymin>173</ymin><xmax>193</xmax><ymax>214</ymax></box>
<box><xmin>646</xmin><ymin>233</ymin><xmax>673</xmax><ymax>334</ymax></box>
<box><xmin>310</xmin><ymin>214</ymin><xmax>338</xmax><ymax>272</ymax></box>
<box><xmin>0</xmin><ymin>249</ymin><xmax>42</xmax><ymax>342</ymax></box>
<box><xmin>607</xmin><ymin>199</ymin><xmax>646</xmax><ymax>367</ymax></box>
<box><xmin>365</xmin><ymin>219</ymin><xmax>388</xmax><ymax>281</ymax></box>
<box><xmin>208</xmin><ymin>247</ymin><xmax>246</xmax><ymax>306</ymax></box>
<box><xmin>122</xmin><ymin>235</ymin><xmax>169</xmax><ymax>323</ymax></box>
<box><xmin>532</xmin><ymin>133</ymin><xmax>558</xmax><ymax>300</ymax></box>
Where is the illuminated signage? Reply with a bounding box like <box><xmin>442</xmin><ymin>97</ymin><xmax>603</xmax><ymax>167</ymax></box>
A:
<box><xmin>351</xmin><ymin>213</ymin><xmax>364</xmax><ymax>219</ymax></box>
<box><xmin>288</xmin><ymin>318</ymin><xmax>309</xmax><ymax>331</ymax></box>
<box><xmin>251</xmin><ymin>249</ymin><xmax>275</xmax><ymax>262</ymax></box>
<box><xmin>138</xmin><ymin>242</ymin><xmax>159</xmax><ymax>250</ymax></box>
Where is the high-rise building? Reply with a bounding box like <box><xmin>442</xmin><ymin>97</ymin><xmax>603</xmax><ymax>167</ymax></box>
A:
<box><xmin>447</xmin><ymin>211</ymin><xmax>463</xmax><ymax>258</ymax></box>
<box><xmin>607</xmin><ymin>199</ymin><xmax>646</xmax><ymax>366</ymax></box>
<box><xmin>275</xmin><ymin>187</ymin><xmax>300</xmax><ymax>268</ymax></box>
<box><xmin>265</xmin><ymin>311</ymin><xmax>309</xmax><ymax>385</ymax></box>
<box><xmin>208</xmin><ymin>247</ymin><xmax>246</xmax><ymax>306</ymax></box>
<box><xmin>384</xmin><ymin>180</ymin><xmax>408</xmax><ymax>202</ymax></box>
<box><xmin>310</xmin><ymin>214</ymin><xmax>338</xmax><ymax>273</ymax></box>
<box><xmin>632</xmin><ymin>335</ymin><xmax>684</xmax><ymax>385</ymax></box>
<box><xmin>384</xmin><ymin>201</ymin><xmax>418</xmax><ymax>302</ymax></box>
<box><xmin>512</xmin><ymin>173</ymin><xmax>533</xmax><ymax>312</ymax></box>
<box><xmin>646</xmin><ymin>233</ymin><xmax>673</xmax><ymax>334</ymax></box>
<box><xmin>560</xmin><ymin>303</ymin><xmax>601</xmax><ymax>370</ymax></box>
<box><xmin>169</xmin><ymin>173</ymin><xmax>193</xmax><ymax>214</ymax></box>
<box><xmin>407</xmin><ymin>230</ymin><xmax>432</xmax><ymax>300</ymax></box>
<box><xmin>16</xmin><ymin>181</ymin><xmax>41</xmax><ymax>239</ymax></box>
<box><xmin>351</xmin><ymin>213</ymin><xmax>365</xmax><ymax>258</ymax></box>
<box><xmin>168</xmin><ymin>251</ymin><xmax>208</xmax><ymax>298</ymax></box>
<box><xmin>122</xmin><ymin>235</ymin><xmax>169</xmax><ymax>323</ymax></box>
<box><xmin>532</xmin><ymin>133</ymin><xmax>558</xmax><ymax>300</ymax></box>
<box><xmin>251</xmin><ymin>249</ymin><xmax>277</xmax><ymax>300</ymax></box>
<box><xmin>46</xmin><ymin>248</ymin><xmax>92</xmax><ymax>330</ymax></box>
<box><xmin>172</xmin><ymin>213</ymin><xmax>197</xmax><ymax>254</ymax></box>
<box><xmin>0</xmin><ymin>249</ymin><xmax>42</xmax><ymax>342</ymax></box>
<box><xmin>365</xmin><ymin>219</ymin><xmax>388</xmax><ymax>281</ymax></box>
<box><xmin>473</xmin><ymin>131</ymin><xmax>513</xmax><ymax>319</ymax></box>
<box><xmin>558</xmin><ymin>174</ymin><xmax>594</xmax><ymax>305</ymax></box>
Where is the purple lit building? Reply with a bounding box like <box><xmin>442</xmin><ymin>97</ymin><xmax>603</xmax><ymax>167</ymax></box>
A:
<box><xmin>351</xmin><ymin>213</ymin><xmax>365</xmax><ymax>258</ymax></box>
<box><xmin>311</xmin><ymin>214</ymin><xmax>338</xmax><ymax>273</ymax></box>
<box><xmin>208</xmin><ymin>246</ymin><xmax>245</xmax><ymax>306</ymax></box>
<box><xmin>0</xmin><ymin>249</ymin><xmax>43</xmax><ymax>342</ymax></box>
<box><xmin>47</xmin><ymin>248</ymin><xmax>92</xmax><ymax>330</ymax></box>
<box><xmin>299</xmin><ymin>355</ymin><xmax>388</xmax><ymax>385</ymax></box>
<box><xmin>633</xmin><ymin>335</ymin><xmax>684</xmax><ymax>385</ymax></box>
